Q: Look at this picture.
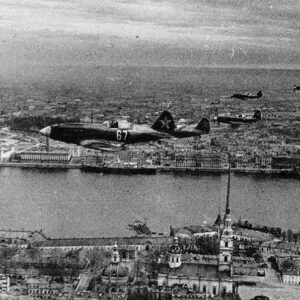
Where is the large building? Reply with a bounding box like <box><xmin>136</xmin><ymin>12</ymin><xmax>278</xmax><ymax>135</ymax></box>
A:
<box><xmin>17</xmin><ymin>149</ymin><xmax>73</xmax><ymax>163</ymax></box>
<box><xmin>34</xmin><ymin>236</ymin><xmax>172</xmax><ymax>253</ymax></box>
<box><xmin>175</xmin><ymin>152</ymin><xmax>221</xmax><ymax>168</ymax></box>
<box><xmin>100</xmin><ymin>242</ymin><xmax>130</xmax><ymax>294</ymax></box>
<box><xmin>27</xmin><ymin>278</ymin><xmax>64</xmax><ymax>299</ymax></box>
<box><xmin>157</xmin><ymin>171</ymin><xmax>237</xmax><ymax>297</ymax></box>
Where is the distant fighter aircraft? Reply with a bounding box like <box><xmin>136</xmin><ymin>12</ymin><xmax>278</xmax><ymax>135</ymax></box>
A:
<box><xmin>39</xmin><ymin>112</ymin><xmax>174</xmax><ymax>151</ymax></box>
<box><xmin>210</xmin><ymin>100</ymin><xmax>220</xmax><ymax>105</ymax></box>
<box><xmin>231</xmin><ymin>91</ymin><xmax>263</xmax><ymax>100</ymax></box>
<box><xmin>152</xmin><ymin>111</ymin><xmax>210</xmax><ymax>138</ymax></box>
<box><xmin>216</xmin><ymin>110</ymin><xmax>262</xmax><ymax>126</ymax></box>
<box><xmin>293</xmin><ymin>85</ymin><xmax>300</xmax><ymax>92</ymax></box>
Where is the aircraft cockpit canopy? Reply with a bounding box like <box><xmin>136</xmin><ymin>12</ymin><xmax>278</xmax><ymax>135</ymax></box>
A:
<box><xmin>102</xmin><ymin>119</ymin><xmax>133</xmax><ymax>129</ymax></box>
<box><xmin>117</xmin><ymin>119</ymin><xmax>132</xmax><ymax>129</ymax></box>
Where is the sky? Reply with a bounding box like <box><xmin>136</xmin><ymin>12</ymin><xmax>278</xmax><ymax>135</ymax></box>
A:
<box><xmin>0</xmin><ymin>0</ymin><xmax>299</xmax><ymax>76</ymax></box>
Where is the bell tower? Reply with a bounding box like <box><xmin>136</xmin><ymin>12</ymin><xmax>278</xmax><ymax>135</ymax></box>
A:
<box><xmin>168</xmin><ymin>236</ymin><xmax>182</xmax><ymax>268</ymax></box>
<box><xmin>219</xmin><ymin>163</ymin><xmax>233</xmax><ymax>273</ymax></box>
<box><xmin>112</xmin><ymin>241</ymin><xmax>120</xmax><ymax>264</ymax></box>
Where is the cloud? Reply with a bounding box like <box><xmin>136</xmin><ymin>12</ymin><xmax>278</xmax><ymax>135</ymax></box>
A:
<box><xmin>0</xmin><ymin>0</ymin><xmax>299</xmax><ymax>69</ymax></box>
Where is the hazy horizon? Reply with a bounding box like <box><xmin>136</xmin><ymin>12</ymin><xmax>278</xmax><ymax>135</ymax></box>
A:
<box><xmin>0</xmin><ymin>0</ymin><xmax>299</xmax><ymax>86</ymax></box>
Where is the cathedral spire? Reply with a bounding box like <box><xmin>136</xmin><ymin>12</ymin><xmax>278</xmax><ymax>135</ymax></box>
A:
<box><xmin>224</xmin><ymin>154</ymin><xmax>231</xmax><ymax>220</ymax></box>
<box><xmin>219</xmin><ymin>154</ymin><xmax>234</xmax><ymax>274</ymax></box>
<box><xmin>214</xmin><ymin>202</ymin><xmax>222</xmax><ymax>227</ymax></box>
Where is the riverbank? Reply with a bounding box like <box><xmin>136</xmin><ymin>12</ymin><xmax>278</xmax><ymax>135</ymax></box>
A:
<box><xmin>0</xmin><ymin>162</ymin><xmax>80</xmax><ymax>169</ymax></box>
<box><xmin>81</xmin><ymin>165</ymin><xmax>157</xmax><ymax>175</ymax></box>
<box><xmin>0</xmin><ymin>162</ymin><xmax>299</xmax><ymax>178</ymax></box>
<box><xmin>158</xmin><ymin>167</ymin><xmax>300</xmax><ymax>178</ymax></box>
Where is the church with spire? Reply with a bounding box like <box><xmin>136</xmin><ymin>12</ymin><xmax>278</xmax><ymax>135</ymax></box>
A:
<box><xmin>219</xmin><ymin>166</ymin><xmax>234</xmax><ymax>274</ymax></box>
<box><xmin>157</xmin><ymin>169</ymin><xmax>237</xmax><ymax>297</ymax></box>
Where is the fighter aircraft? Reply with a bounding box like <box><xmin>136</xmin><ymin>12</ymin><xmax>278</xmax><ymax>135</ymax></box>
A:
<box><xmin>216</xmin><ymin>110</ymin><xmax>261</xmax><ymax>126</ymax></box>
<box><xmin>39</xmin><ymin>112</ymin><xmax>174</xmax><ymax>151</ymax></box>
<box><xmin>230</xmin><ymin>91</ymin><xmax>263</xmax><ymax>100</ymax></box>
<box><xmin>152</xmin><ymin>111</ymin><xmax>210</xmax><ymax>138</ymax></box>
<box><xmin>293</xmin><ymin>85</ymin><xmax>300</xmax><ymax>92</ymax></box>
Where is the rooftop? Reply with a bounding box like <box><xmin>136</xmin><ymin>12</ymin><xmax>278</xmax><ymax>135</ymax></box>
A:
<box><xmin>35</xmin><ymin>236</ymin><xmax>173</xmax><ymax>248</ymax></box>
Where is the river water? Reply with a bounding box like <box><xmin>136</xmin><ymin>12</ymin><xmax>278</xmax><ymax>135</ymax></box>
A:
<box><xmin>0</xmin><ymin>168</ymin><xmax>299</xmax><ymax>238</ymax></box>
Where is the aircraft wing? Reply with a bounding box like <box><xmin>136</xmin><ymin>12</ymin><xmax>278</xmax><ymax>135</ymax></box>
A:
<box><xmin>80</xmin><ymin>139</ymin><xmax>125</xmax><ymax>151</ymax></box>
<box><xmin>159</xmin><ymin>137</ymin><xmax>178</xmax><ymax>143</ymax></box>
<box><xmin>229</xmin><ymin>121</ymin><xmax>242</xmax><ymax>127</ymax></box>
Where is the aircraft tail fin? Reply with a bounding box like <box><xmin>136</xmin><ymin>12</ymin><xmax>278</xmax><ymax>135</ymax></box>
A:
<box><xmin>254</xmin><ymin>110</ymin><xmax>261</xmax><ymax>120</ymax></box>
<box><xmin>195</xmin><ymin>118</ymin><xmax>210</xmax><ymax>133</ymax></box>
<box><xmin>257</xmin><ymin>91</ymin><xmax>263</xmax><ymax>98</ymax></box>
<box><xmin>151</xmin><ymin>111</ymin><xmax>175</xmax><ymax>133</ymax></box>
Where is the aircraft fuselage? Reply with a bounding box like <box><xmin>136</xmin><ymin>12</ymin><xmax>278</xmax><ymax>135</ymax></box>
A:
<box><xmin>217</xmin><ymin>116</ymin><xmax>258</xmax><ymax>125</ymax></box>
<box><xmin>231</xmin><ymin>94</ymin><xmax>258</xmax><ymax>100</ymax></box>
<box><xmin>42</xmin><ymin>123</ymin><xmax>169</xmax><ymax>145</ymax></box>
<box><xmin>173</xmin><ymin>125</ymin><xmax>205</xmax><ymax>138</ymax></box>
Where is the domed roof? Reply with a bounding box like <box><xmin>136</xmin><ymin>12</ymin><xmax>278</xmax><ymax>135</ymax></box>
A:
<box><xmin>214</xmin><ymin>213</ymin><xmax>223</xmax><ymax>227</ymax></box>
<box><xmin>169</xmin><ymin>236</ymin><xmax>182</xmax><ymax>254</ymax></box>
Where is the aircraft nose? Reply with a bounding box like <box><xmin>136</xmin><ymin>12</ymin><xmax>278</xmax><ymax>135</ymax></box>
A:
<box><xmin>39</xmin><ymin>126</ymin><xmax>51</xmax><ymax>137</ymax></box>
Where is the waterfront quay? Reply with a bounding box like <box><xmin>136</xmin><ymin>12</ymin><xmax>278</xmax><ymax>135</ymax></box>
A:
<box><xmin>0</xmin><ymin>160</ymin><xmax>299</xmax><ymax>178</ymax></box>
<box><xmin>0</xmin><ymin>132</ymin><xmax>299</xmax><ymax>176</ymax></box>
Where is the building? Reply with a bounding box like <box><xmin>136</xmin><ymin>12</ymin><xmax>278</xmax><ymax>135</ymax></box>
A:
<box><xmin>170</xmin><ymin>223</ymin><xmax>218</xmax><ymax>239</ymax></box>
<box><xmin>0</xmin><ymin>147</ymin><xmax>15</xmax><ymax>161</ymax></box>
<box><xmin>276</xmin><ymin>242</ymin><xmax>300</xmax><ymax>255</ymax></box>
<box><xmin>27</xmin><ymin>277</ymin><xmax>64</xmax><ymax>299</ymax></box>
<box><xmin>157</xmin><ymin>171</ymin><xmax>237</xmax><ymax>297</ymax></box>
<box><xmin>277</xmin><ymin>254</ymin><xmax>300</xmax><ymax>285</ymax></box>
<box><xmin>0</xmin><ymin>275</ymin><xmax>10</xmax><ymax>292</ymax></box>
<box><xmin>232</xmin><ymin>257</ymin><xmax>263</xmax><ymax>277</ymax></box>
<box><xmin>271</xmin><ymin>156</ymin><xmax>294</xmax><ymax>169</ymax></box>
<box><xmin>282</xmin><ymin>269</ymin><xmax>300</xmax><ymax>285</ymax></box>
<box><xmin>175</xmin><ymin>152</ymin><xmax>221</xmax><ymax>168</ymax></box>
<box><xmin>17</xmin><ymin>149</ymin><xmax>73</xmax><ymax>163</ymax></box>
<box><xmin>101</xmin><ymin>242</ymin><xmax>130</xmax><ymax>294</ymax></box>
<box><xmin>233</xmin><ymin>228</ymin><xmax>273</xmax><ymax>242</ymax></box>
<box><xmin>34</xmin><ymin>236</ymin><xmax>172</xmax><ymax>253</ymax></box>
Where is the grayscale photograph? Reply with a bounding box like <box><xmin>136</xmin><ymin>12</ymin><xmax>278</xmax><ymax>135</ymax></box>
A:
<box><xmin>0</xmin><ymin>1</ymin><xmax>299</xmax><ymax>300</ymax></box>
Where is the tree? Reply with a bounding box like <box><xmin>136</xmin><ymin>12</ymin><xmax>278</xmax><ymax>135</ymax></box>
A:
<box><xmin>127</xmin><ymin>288</ymin><xmax>134</xmax><ymax>300</ymax></box>
<box><xmin>195</xmin><ymin>236</ymin><xmax>219</xmax><ymax>255</ymax></box>
<box><xmin>142</xmin><ymin>251</ymin><xmax>158</xmax><ymax>278</ymax></box>
<box><xmin>281</xmin><ymin>258</ymin><xmax>296</xmax><ymax>271</ymax></box>
<box><xmin>287</xmin><ymin>229</ymin><xmax>293</xmax><ymax>242</ymax></box>
<box><xmin>0</xmin><ymin>247</ymin><xmax>18</xmax><ymax>260</ymax></box>
<box><xmin>83</xmin><ymin>248</ymin><xmax>111</xmax><ymax>272</ymax></box>
<box><xmin>165</xmin><ymin>292</ymin><xmax>172</xmax><ymax>300</ymax></box>
<box><xmin>292</xmin><ymin>232</ymin><xmax>299</xmax><ymax>244</ymax></box>
<box><xmin>281</xmin><ymin>231</ymin><xmax>286</xmax><ymax>242</ymax></box>
<box><xmin>142</xmin><ymin>287</ymin><xmax>149</xmax><ymax>300</ymax></box>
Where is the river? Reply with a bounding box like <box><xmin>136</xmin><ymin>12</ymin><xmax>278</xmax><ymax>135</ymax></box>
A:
<box><xmin>0</xmin><ymin>168</ymin><xmax>299</xmax><ymax>238</ymax></box>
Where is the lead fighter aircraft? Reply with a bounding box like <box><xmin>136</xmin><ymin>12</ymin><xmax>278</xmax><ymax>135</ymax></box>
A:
<box><xmin>39</xmin><ymin>112</ymin><xmax>175</xmax><ymax>151</ymax></box>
